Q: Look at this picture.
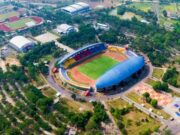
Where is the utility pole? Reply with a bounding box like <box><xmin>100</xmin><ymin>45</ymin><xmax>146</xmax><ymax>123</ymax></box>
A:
<box><xmin>175</xmin><ymin>2</ymin><xmax>179</xmax><ymax>17</ymax></box>
<box><xmin>151</xmin><ymin>0</ymin><xmax>160</xmax><ymax>24</ymax></box>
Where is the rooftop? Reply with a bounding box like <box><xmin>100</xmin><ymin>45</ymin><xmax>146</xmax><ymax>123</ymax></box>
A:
<box><xmin>10</xmin><ymin>36</ymin><xmax>34</xmax><ymax>49</ymax></box>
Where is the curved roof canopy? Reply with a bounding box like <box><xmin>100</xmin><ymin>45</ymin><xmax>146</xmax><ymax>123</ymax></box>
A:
<box><xmin>58</xmin><ymin>43</ymin><xmax>105</xmax><ymax>65</ymax></box>
<box><xmin>10</xmin><ymin>36</ymin><xmax>34</xmax><ymax>49</ymax></box>
<box><xmin>96</xmin><ymin>56</ymin><xmax>144</xmax><ymax>89</ymax></box>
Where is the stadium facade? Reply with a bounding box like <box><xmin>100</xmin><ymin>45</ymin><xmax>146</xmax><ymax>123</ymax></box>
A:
<box><xmin>61</xmin><ymin>2</ymin><xmax>91</xmax><ymax>15</ymax></box>
<box><xmin>96</xmin><ymin>56</ymin><xmax>144</xmax><ymax>90</ymax></box>
<box><xmin>58</xmin><ymin>43</ymin><xmax>145</xmax><ymax>91</ymax></box>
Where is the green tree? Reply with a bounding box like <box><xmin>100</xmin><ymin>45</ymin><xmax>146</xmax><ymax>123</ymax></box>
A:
<box><xmin>151</xmin><ymin>99</ymin><xmax>158</xmax><ymax>108</ymax></box>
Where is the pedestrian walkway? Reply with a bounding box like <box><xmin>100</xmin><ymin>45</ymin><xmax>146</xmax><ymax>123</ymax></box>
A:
<box><xmin>54</xmin><ymin>40</ymin><xmax>74</xmax><ymax>53</ymax></box>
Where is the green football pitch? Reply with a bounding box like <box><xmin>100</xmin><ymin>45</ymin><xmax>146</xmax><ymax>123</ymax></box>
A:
<box><xmin>0</xmin><ymin>11</ymin><xmax>19</xmax><ymax>20</ymax></box>
<box><xmin>6</xmin><ymin>18</ymin><xmax>34</xmax><ymax>30</ymax></box>
<box><xmin>78</xmin><ymin>55</ymin><xmax>119</xmax><ymax>80</ymax></box>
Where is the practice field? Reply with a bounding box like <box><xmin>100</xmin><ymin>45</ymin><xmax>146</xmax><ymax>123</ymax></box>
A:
<box><xmin>78</xmin><ymin>55</ymin><xmax>118</xmax><ymax>80</ymax></box>
<box><xmin>0</xmin><ymin>11</ymin><xmax>19</xmax><ymax>20</ymax></box>
<box><xmin>6</xmin><ymin>18</ymin><xmax>33</xmax><ymax>30</ymax></box>
<box><xmin>34</xmin><ymin>32</ymin><xmax>59</xmax><ymax>43</ymax></box>
<box><xmin>128</xmin><ymin>3</ymin><xmax>151</xmax><ymax>12</ymax></box>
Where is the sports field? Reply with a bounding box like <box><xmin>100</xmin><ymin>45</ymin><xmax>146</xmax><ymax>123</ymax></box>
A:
<box><xmin>6</xmin><ymin>18</ymin><xmax>33</xmax><ymax>30</ymax></box>
<box><xmin>78</xmin><ymin>55</ymin><xmax>118</xmax><ymax>80</ymax></box>
<box><xmin>0</xmin><ymin>11</ymin><xmax>19</xmax><ymax>20</ymax></box>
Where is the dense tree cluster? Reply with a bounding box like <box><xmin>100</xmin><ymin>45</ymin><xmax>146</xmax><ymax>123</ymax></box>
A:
<box><xmin>117</xmin><ymin>5</ymin><xmax>157</xmax><ymax>23</ymax></box>
<box><xmin>94</xmin><ymin>9</ymin><xmax>179</xmax><ymax>66</ymax></box>
<box><xmin>20</xmin><ymin>41</ymin><xmax>66</xmax><ymax>76</ymax></box>
<box><xmin>99</xmin><ymin>30</ymin><xmax>118</xmax><ymax>44</ymax></box>
<box><xmin>0</xmin><ymin>66</ymin><xmax>28</xmax><ymax>83</ymax></box>
<box><xmin>163</xmin><ymin>67</ymin><xmax>180</xmax><ymax>87</ymax></box>
<box><xmin>110</xmin><ymin>106</ymin><xmax>132</xmax><ymax>135</ymax></box>
<box><xmin>143</xmin><ymin>92</ymin><xmax>158</xmax><ymax>108</ymax></box>
<box><xmin>59</xmin><ymin>24</ymin><xmax>97</xmax><ymax>49</ymax></box>
<box><xmin>55</xmin><ymin>101</ymin><xmax>108</xmax><ymax>133</ymax></box>
<box><xmin>153</xmin><ymin>81</ymin><xmax>169</xmax><ymax>92</ymax></box>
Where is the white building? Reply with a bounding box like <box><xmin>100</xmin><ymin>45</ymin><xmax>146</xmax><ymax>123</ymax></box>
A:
<box><xmin>55</xmin><ymin>24</ymin><xmax>78</xmax><ymax>35</ymax></box>
<box><xmin>9</xmin><ymin>36</ymin><xmax>35</xmax><ymax>52</ymax></box>
<box><xmin>61</xmin><ymin>2</ymin><xmax>91</xmax><ymax>15</ymax></box>
<box><xmin>94</xmin><ymin>23</ymin><xmax>110</xmax><ymax>31</ymax></box>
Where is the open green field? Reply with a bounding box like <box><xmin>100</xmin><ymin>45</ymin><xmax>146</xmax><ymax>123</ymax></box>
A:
<box><xmin>145</xmin><ymin>78</ymin><xmax>157</xmax><ymax>86</ymax></box>
<box><xmin>41</xmin><ymin>87</ymin><xmax>56</xmax><ymax>98</ymax></box>
<box><xmin>177</xmin><ymin>74</ymin><xmax>180</xmax><ymax>86</ymax></box>
<box><xmin>128</xmin><ymin>2</ymin><xmax>151</xmax><ymax>12</ymax></box>
<box><xmin>110</xmin><ymin>8</ymin><xmax>142</xmax><ymax>20</ymax></box>
<box><xmin>152</xmin><ymin>68</ymin><xmax>165</xmax><ymax>79</ymax></box>
<box><xmin>126</xmin><ymin>92</ymin><xmax>170</xmax><ymax>119</ymax></box>
<box><xmin>78</xmin><ymin>55</ymin><xmax>118</xmax><ymax>80</ymax></box>
<box><xmin>6</xmin><ymin>18</ymin><xmax>33</xmax><ymax>30</ymax></box>
<box><xmin>123</xmin><ymin>110</ymin><xmax>160</xmax><ymax>135</ymax></box>
<box><xmin>0</xmin><ymin>11</ymin><xmax>19</xmax><ymax>20</ymax></box>
<box><xmin>161</xmin><ymin>3</ymin><xmax>178</xmax><ymax>12</ymax></box>
<box><xmin>107</xmin><ymin>99</ymin><xmax>161</xmax><ymax>135</ymax></box>
<box><xmin>107</xmin><ymin>98</ymin><xmax>130</xmax><ymax>109</ymax></box>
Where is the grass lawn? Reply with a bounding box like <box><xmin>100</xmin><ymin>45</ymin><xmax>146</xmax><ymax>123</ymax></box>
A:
<box><xmin>175</xmin><ymin>55</ymin><xmax>180</xmax><ymax>64</ymax></box>
<box><xmin>32</xmin><ymin>74</ymin><xmax>47</xmax><ymax>87</ymax></box>
<box><xmin>160</xmin><ymin>16</ymin><xmax>179</xmax><ymax>26</ymax></box>
<box><xmin>40</xmin><ymin>54</ymin><xmax>53</xmax><ymax>62</ymax></box>
<box><xmin>78</xmin><ymin>55</ymin><xmax>118</xmax><ymax>80</ymax></box>
<box><xmin>128</xmin><ymin>2</ymin><xmax>151</xmax><ymax>12</ymax></box>
<box><xmin>123</xmin><ymin>110</ymin><xmax>160</xmax><ymax>135</ymax></box>
<box><xmin>177</xmin><ymin>74</ymin><xmax>180</xmax><ymax>86</ymax></box>
<box><xmin>171</xmin><ymin>90</ymin><xmax>180</xmax><ymax>97</ymax></box>
<box><xmin>62</xmin><ymin>98</ymin><xmax>93</xmax><ymax>112</ymax></box>
<box><xmin>145</xmin><ymin>78</ymin><xmax>157</xmax><ymax>86</ymax></box>
<box><xmin>41</xmin><ymin>87</ymin><xmax>56</xmax><ymax>98</ymax></box>
<box><xmin>152</xmin><ymin>68</ymin><xmax>164</xmax><ymax>79</ymax></box>
<box><xmin>126</xmin><ymin>92</ymin><xmax>170</xmax><ymax>119</ymax></box>
<box><xmin>110</xmin><ymin>9</ymin><xmax>142</xmax><ymax>20</ymax></box>
<box><xmin>107</xmin><ymin>98</ymin><xmax>161</xmax><ymax>135</ymax></box>
<box><xmin>161</xmin><ymin>3</ymin><xmax>177</xmax><ymax>12</ymax></box>
<box><xmin>6</xmin><ymin>18</ymin><xmax>33</xmax><ymax>30</ymax></box>
<box><xmin>121</xmin><ymin>12</ymin><xmax>141</xmax><ymax>20</ymax></box>
<box><xmin>107</xmin><ymin>98</ymin><xmax>130</xmax><ymax>109</ymax></box>
<box><xmin>0</xmin><ymin>11</ymin><xmax>19</xmax><ymax>20</ymax></box>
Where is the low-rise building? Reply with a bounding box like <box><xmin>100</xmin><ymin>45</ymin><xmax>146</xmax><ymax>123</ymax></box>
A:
<box><xmin>61</xmin><ymin>2</ymin><xmax>91</xmax><ymax>15</ymax></box>
<box><xmin>9</xmin><ymin>36</ymin><xmax>35</xmax><ymax>52</ymax></box>
<box><xmin>94</xmin><ymin>23</ymin><xmax>110</xmax><ymax>31</ymax></box>
<box><xmin>55</xmin><ymin>24</ymin><xmax>78</xmax><ymax>35</ymax></box>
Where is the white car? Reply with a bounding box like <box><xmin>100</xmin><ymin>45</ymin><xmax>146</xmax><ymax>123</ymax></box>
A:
<box><xmin>56</xmin><ymin>92</ymin><xmax>62</xmax><ymax>97</ymax></box>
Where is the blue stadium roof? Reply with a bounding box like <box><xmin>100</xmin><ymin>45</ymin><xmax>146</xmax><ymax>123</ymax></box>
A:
<box><xmin>95</xmin><ymin>56</ymin><xmax>145</xmax><ymax>89</ymax></box>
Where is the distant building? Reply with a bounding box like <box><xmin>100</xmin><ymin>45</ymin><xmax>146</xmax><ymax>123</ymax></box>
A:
<box><xmin>167</xmin><ymin>11</ymin><xmax>179</xmax><ymax>20</ymax></box>
<box><xmin>9</xmin><ymin>36</ymin><xmax>35</xmax><ymax>52</ymax></box>
<box><xmin>140</xmin><ymin>19</ymin><xmax>150</xmax><ymax>24</ymax></box>
<box><xmin>55</xmin><ymin>24</ymin><xmax>78</xmax><ymax>35</ymax></box>
<box><xmin>94</xmin><ymin>23</ymin><xmax>110</xmax><ymax>31</ymax></box>
<box><xmin>61</xmin><ymin>2</ymin><xmax>91</xmax><ymax>15</ymax></box>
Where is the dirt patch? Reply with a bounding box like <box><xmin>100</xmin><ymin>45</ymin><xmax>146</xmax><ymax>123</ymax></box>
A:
<box><xmin>5</xmin><ymin>56</ymin><xmax>20</xmax><ymax>67</ymax></box>
<box><xmin>0</xmin><ymin>54</ymin><xmax>20</xmax><ymax>72</ymax></box>
<box><xmin>34</xmin><ymin>32</ymin><xmax>59</xmax><ymax>44</ymax></box>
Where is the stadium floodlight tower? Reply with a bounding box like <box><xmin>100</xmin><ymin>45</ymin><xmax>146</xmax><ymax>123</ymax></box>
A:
<box><xmin>151</xmin><ymin>0</ymin><xmax>160</xmax><ymax>24</ymax></box>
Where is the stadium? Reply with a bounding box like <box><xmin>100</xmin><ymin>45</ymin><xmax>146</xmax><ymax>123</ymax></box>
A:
<box><xmin>61</xmin><ymin>2</ymin><xmax>91</xmax><ymax>15</ymax></box>
<box><xmin>58</xmin><ymin>43</ymin><xmax>145</xmax><ymax>91</ymax></box>
<box><xmin>0</xmin><ymin>16</ymin><xmax>44</xmax><ymax>32</ymax></box>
